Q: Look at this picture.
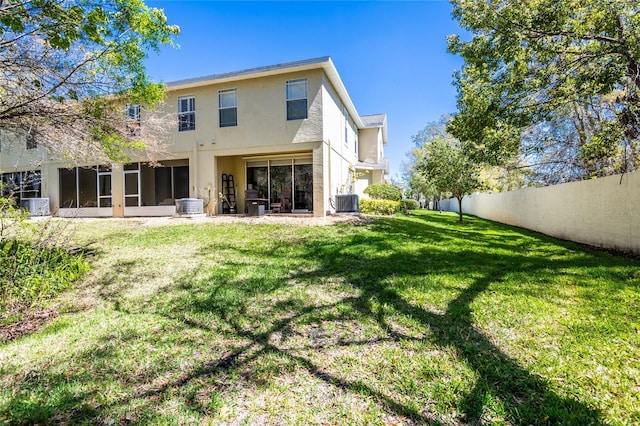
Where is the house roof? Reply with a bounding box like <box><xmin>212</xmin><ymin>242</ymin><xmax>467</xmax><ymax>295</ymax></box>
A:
<box><xmin>167</xmin><ymin>57</ymin><xmax>332</xmax><ymax>88</ymax></box>
<box><xmin>165</xmin><ymin>57</ymin><xmax>375</xmax><ymax>130</ymax></box>
<box><xmin>360</xmin><ymin>113</ymin><xmax>386</xmax><ymax>128</ymax></box>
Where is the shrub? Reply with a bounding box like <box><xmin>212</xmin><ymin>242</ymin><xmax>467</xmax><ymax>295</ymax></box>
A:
<box><xmin>363</xmin><ymin>183</ymin><xmax>402</xmax><ymax>201</ymax></box>
<box><xmin>360</xmin><ymin>199</ymin><xmax>401</xmax><ymax>215</ymax></box>
<box><xmin>401</xmin><ymin>199</ymin><xmax>420</xmax><ymax>210</ymax></box>
<box><xmin>0</xmin><ymin>239</ymin><xmax>89</xmax><ymax>309</ymax></box>
<box><xmin>0</xmin><ymin>198</ymin><xmax>89</xmax><ymax>312</ymax></box>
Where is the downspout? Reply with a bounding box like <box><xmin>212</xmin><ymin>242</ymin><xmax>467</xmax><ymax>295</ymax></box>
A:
<box><xmin>327</xmin><ymin>138</ymin><xmax>332</xmax><ymax>214</ymax></box>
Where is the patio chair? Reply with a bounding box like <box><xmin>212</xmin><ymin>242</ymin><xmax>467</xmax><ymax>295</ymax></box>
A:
<box><xmin>280</xmin><ymin>188</ymin><xmax>292</xmax><ymax>213</ymax></box>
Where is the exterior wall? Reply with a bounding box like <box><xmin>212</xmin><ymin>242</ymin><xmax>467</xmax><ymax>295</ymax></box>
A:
<box><xmin>355</xmin><ymin>174</ymin><xmax>372</xmax><ymax>198</ymax></box>
<box><xmin>164</xmin><ymin>69</ymin><xmax>324</xmax><ymax>154</ymax></box>
<box><xmin>321</xmin><ymin>75</ymin><xmax>358</xmax><ymax>165</ymax></box>
<box><xmin>370</xmin><ymin>169</ymin><xmax>385</xmax><ymax>184</ymax></box>
<box><xmin>358</xmin><ymin>128</ymin><xmax>380</xmax><ymax>164</ymax></box>
<box><xmin>215</xmin><ymin>155</ymin><xmax>246</xmax><ymax>214</ymax></box>
<box><xmin>321</xmin><ymin>74</ymin><xmax>359</xmax><ymax>209</ymax></box>
<box><xmin>0</xmin><ymin>131</ymin><xmax>48</xmax><ymax>171</ymax></box>
<box><xmin>314</xmin><ymin>143</ymin><xmax>328</xmax><ymax>217</ymax></box>
<box><xmin>444</xmin><ymin>172</ymin><xmax>640</xmax><ymax>254</ymax></box>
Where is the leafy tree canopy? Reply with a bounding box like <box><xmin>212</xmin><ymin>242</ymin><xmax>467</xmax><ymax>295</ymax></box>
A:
<box><xmin>447</xmin><ymin>0</ymin><xmax>640</xmax><ymax>172</ymax></box>
<box><xmin>363</xmin><ymin>183</ymin><xmax>402</xmax><ymax>201</ymax></box>
<box><xmin>0</xmin><ymin>0</ymin><xmax>180</xmax><ymax>163</ymax></box>
<box><xmin>417</xmin><ymin>136</ymin><xmax>481</xmax><ymax>222</ymax></box>
<box><xmin>410</xmin><ymin>117</ymin><xmax>482</xmax><ymax>221</ymax></box>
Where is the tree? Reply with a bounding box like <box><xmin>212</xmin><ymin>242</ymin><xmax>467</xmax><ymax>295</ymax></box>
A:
<box><xmin>0</xmin><ymin>0</ymin><xmax>180</xmax><ymax>164</ymax></box>
<box><xmin>403</xmin><ymin>148</ymin><xmax>440</xmax><ymax>209</ymax></box>
<box><xmin>447</xmin><ymin>0</ymin><xmax>640</xmax><ymax>175</ymax></box>
<box><xmin>417</xmin><ymin>136</ymin><xmax>481</xmax><ymax>222</ymax></box>
<box><xmin>407</xmin><ymin>116</ymin><xmax>518</xmax><ymax>215</ymax></box>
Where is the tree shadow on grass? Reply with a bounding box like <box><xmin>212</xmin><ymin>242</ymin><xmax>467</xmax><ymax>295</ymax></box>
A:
<box><xmin>288</xmin><ymin>220</ymin><xmax>606</xmax><ymax>424</ymax></box>
<box><xmin>2</xmin><ymin>212</ymin><xmax>634</xmax><ymax>424</ymax></box>
<box><xmin>150</xmin><ymin>213</ymin><xmax>615</xmax><ymax>424</ymax></box>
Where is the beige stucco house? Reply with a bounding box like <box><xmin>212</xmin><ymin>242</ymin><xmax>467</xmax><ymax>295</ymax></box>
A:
<box><xmin>0</xmin><ymin>57</ymin><xmax>388</xmax><ymax>217</ymax></box>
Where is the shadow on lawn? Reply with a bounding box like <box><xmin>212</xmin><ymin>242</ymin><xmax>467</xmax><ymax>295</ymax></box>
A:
<box><xmin>285</xmin><ymin>215</ymin><xmax>605</xmax><ymax>424</ymax></box>
<box><xmin>152</xmin><ymin>213</ymin><xmax>610</xmax><ymax>424</ymax></box>
<box><xmin>3</xmin><ymin>212</ymin><xmax>627</xmax><ymax>424</ymax></box>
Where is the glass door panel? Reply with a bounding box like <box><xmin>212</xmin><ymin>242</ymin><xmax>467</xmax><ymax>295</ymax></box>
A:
<box><xmin>245</xmin><ymin>157</ymin><xmax>313</xmax><ymax>213</ymax></box>
<box><xmin>294</xmin><ymin>164</ymin><xmax>313</xmax><ymax>211</ymax></box>
<box><xmin>97</xmin><ymin>169</ymin><xmax>111</xmax><ymax>207</ymax></box>
<box><xmin>124</xmin><ymin>170</ymin><xmax>140</xmax><ymax>207</ymax></box>
<box><xmin>247</xmin><ymin>166</ymin><xmax>268</xmax><ymax>199</ymax></box>
<box><xmin>173</xmin><ymin>166</ymin><xmax>189</xmax><ymax>199</ymax></box>
<box><xmin>269</xmin><ymin>162</ymin><xmax>292</xmax><ymax>206</ymax></box>
<box><xmin>78</xmin><ymin>168</ymin><xmax>97</xmax><ymax>207</ymax></box>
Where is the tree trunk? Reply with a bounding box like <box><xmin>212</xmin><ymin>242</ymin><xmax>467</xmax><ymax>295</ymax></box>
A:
<box><xmin>457</xmin><ymin>196</ymin><xmax>464</xmax><ymax>222</ymax></box>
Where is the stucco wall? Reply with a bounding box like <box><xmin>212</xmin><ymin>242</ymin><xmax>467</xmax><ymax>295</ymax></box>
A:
<box><xmin>0</xmin><ymin>130</ymin><xmax>48</xmax><ymax>171</ymax></box>
<box><xmin>164</xmin><ymin>69</ymin><xmax>324</xmax><ymax>153</ymax></box>
<box><xmin>321</xmin><ymin>75</ymin><xmax>358</xmax><ymax>165</ymax></box>
<box><xmin>357</xmin><ymin>127</ymin><xmax>380</xmax><ymax>164</ymax></box>
<box><xmin>444</xmin><ymin>172</ymin><xmax>640</xmax><ymax>253</ymax></box>
<box><xmin>320</xmin><ymin>74</ymin><xmax>360</xmax><ymax>210</ymax></box>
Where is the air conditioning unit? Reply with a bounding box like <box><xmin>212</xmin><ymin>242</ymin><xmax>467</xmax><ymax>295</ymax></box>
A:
<box><xmin>335</xmin><ymin>194</ymin><xmax>359</xmax><ymax>213</ymax></box>
<box><xmin>175</xmin><ymin>198</ymin><xmax>204</xmax><ymax>215</ymax></box>
<box><xmin>20</xmin><ymin>198</ymin><xmax>50</xmax><ymax>216</ymax></box>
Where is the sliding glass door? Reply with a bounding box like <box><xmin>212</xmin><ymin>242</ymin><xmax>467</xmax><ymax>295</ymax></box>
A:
<box><xmin>246</xmin><ymin>157</ymin><xmax>313</xmax><ymax>212</ymax></box>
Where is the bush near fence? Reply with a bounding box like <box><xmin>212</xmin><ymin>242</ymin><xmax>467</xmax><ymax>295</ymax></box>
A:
<box><xmin>402</xmin><ymin>199</ymin><xmax>420</xmax><ymax>210</ymax></box>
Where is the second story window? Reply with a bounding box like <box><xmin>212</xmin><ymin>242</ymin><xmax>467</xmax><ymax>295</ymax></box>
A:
<box><xmin>286</xmin><ymin>78</ymin><xmax>307</xmax><ymax>120</ymax></box>
<box><xmin>178</xmin><ymin>96</ymin><xmax>195</xmax><ymax>131</ymax></box>
<box><xmin>126</xmin><ymin>104</ymin><xmax>141</xmax><ymax>136</ymax></box>
<box><xmin>219</xmin><ymin>89</ymin><xmax>237</xmax><ymax>127</ymax></box>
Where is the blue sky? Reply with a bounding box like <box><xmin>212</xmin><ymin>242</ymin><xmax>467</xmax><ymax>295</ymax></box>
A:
<box><xmin>144</xmin><ymin>0</ymin><xmax>465</xmax><ymax>180</ymax></box>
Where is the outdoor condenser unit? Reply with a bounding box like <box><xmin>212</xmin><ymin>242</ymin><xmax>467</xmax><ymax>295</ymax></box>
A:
<box><xmin>20</xmin><ymin>198</ymin><xmax>50</xmax><ymax>216</ymax></box>
<box><xmin>175</xmin><ymin>198</ymin><xmax>204</xmax><ymax>215</ymax></box>
<box><xmin>335</xmin><ymin>194</ymin><xmax>359</xmax><ymax>213</ymax></box>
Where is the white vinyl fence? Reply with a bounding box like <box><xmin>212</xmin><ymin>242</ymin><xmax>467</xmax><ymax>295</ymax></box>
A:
<box><xmin>442</xmin><ymin>172</ymin><xmax>640</xmax><ymax>254</ymax></box>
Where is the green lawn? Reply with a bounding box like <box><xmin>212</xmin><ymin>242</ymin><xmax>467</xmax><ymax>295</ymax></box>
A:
<box><xmin>1</xmin><ymin>211</ymin><xmax>639</xmax><ymax>425</ymax></box>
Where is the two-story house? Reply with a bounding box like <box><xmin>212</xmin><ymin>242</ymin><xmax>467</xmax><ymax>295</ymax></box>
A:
<box><xmin>0</xmin><ymin>57</ymin><xmax>389</xmax><ymax>217</ymax></box>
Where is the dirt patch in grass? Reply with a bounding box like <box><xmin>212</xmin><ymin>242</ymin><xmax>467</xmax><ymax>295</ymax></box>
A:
<box><xmin>0</xmin><ymin>306</ymin><xmax>58</xmax><ymax>342</ymax></box>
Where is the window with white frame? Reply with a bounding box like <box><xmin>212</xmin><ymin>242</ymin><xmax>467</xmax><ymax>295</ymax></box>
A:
<box><xmin>286</xmin><ymin>78</ymin><xmax>307</xmax><ymax>120</ymax></box>
<box><xmin>219</xmin><ymin>89</ymin><xmax>237</xmax><ymax>127</ymax></box>
<box><xmin>126</xmin><ymin>104</ymin><xmax>141</xmax><ymax>135</ymax></box>
<box><xmin>178</xmin><ymin>96</ymin><xmax>195</xmax><ymax>131</ymax></box>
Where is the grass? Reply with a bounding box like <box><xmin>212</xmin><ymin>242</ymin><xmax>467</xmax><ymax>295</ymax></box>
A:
<box><xmin>0</xmin><ymin>210</ymin><xmax>639</xmax><ymax>425</ymax></box>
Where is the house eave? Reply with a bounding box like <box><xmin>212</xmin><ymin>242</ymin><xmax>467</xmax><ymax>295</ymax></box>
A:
<box><xmin>355</xmin><ymin>159</ymin><xmax>389</xmax><ymax>173</ymax></box>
